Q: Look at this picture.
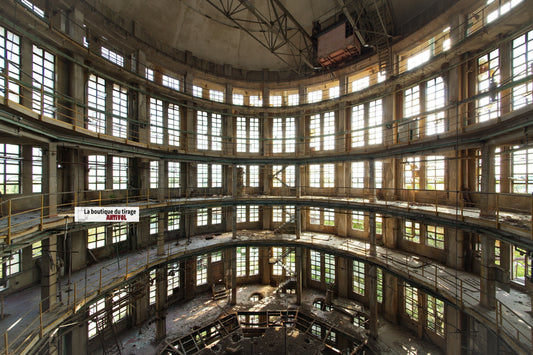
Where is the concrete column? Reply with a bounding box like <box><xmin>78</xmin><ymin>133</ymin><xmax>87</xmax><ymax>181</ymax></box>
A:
<box><xmin>184</xmin><ymin>258</ymin><xmax>196</xmax><ymax>300</ymax></box>
<box><xmin>446</xmin><ymin>229</ymin><xmax>464</xmax><ymax>270</ymax></box>
<box><xmin>45</xmin><ymin>143</ymin><xmax>58</xmax><ymax>216</ymax></box>
<box><xmin>500</xmin><ymin>147</ymin><xmax>511</xmax><ymax>194</ymax></box>
<box><xmin>41</xmin><ymin>235</ymin><xmax>58</xmax><ymax>311</ymax></box>
<box><xmin>296</xmin><ymin>113</ymin><xmax>306</xmax><ymax>156</ymax></box>
<box><xmin>335</xmin><ymin>207</ymin><xmax>348</xmax><ymax>238</ymax></box>
<box><xmin>499</xmin><ymin>241</ymin><xmax>511</xmax><ymax>283</ymax></box>
<box><xmin>186</xmin><ymin>163</ymin><xmax>195</xmax><ymax>198</ymax></box>
<box><xmin>69</xmin><ymin>53</ymin><xmax>86</xmax><ymax>129</ymax></box>
<box><xmin>230</xmin><ymin>247</ymin><xmax>237</xmax><ymax>305</ymax></box>
<box><xmin>296</xmin><ymin>247</ymin><xmax>303</xmax><ymax>305</ymax></box>
<box><xmin>369</xmin><ymin>212</ymin><xmax>376</xmax><ymax>256</ymax></box>
<box><xmin>295</xmin><ymin>164</ymin><xmax>301</xmax><ymax>197</ymax></box>
<box><xmin>336</xmin><ymin>162</ymin><xmax>347</xmax><ymax>196</ymax></box>
<box><xmin>383</xmin><ymin>217</ymin><xmax>399</xmax><ymax>249</ymax></box>
<box><xmin>337</xmin><ymin>257</ymin><xmax>348</xmax><ymax>298</ymax></box>
<box><xmin>480</xmin><ymin>144</ymin><xmax>496</xmax><ymax>217</ymax></box>
<box><xmin>368</xmin><ymin>265</ymin><xmax>378</xmax><ymax>338</ymax></box>
<box><xmin>263</xmin><ymin>87</ymin><xmax>270</xmax><ymax>107</ymax></box>
<box><xmin>185</xmin><ymin>103</ymin><xmax>195</xmax><ymax>152</ymax></box>
<box><xmin>134</xmin><ymin>273</ymin><xmax>149</xmax><ymax>325</ymax></box>
<box><xmin>155</xmin><ymin>266</ymin><xmax>167</xmax><ymax>341</ymax></box>
<box><xmin>66</xmin><ymin>319</ymin><xmax>88</xmax><ymax>355</ymax></box>
<box><xmin>447</xmin><ymin>54</ymin><xmax>462</xmax><ymax>132</ymax></box>
<box><xmin>368</xmin><ymin>158</ymin><xmax>376</xmax><ymax>202</ymax></box>
<box><xmin>445</xmin><ymin>305</ymin><xmax>462</xmax><ymax>355</ymax></box>
<box><xmin>105</xmin><ymin>82</ymin><xmax>113</xmax><ymax>137</ymax></box>
<box><xmin>262</xmin><ymin>114</ymin><xmax>272</xmax><ymax>157</ymax></box>
<box><xmin>295</xmin><ymin>206</ymin><xmax>301</xmax><ymax>239</ymax></box>
<box><xmin>157</xmin><ymin>211</ymin><xmax>165</xmax><ymax>256</ymax></box>
<box><xmin>20</xmin><ymin>37</ymin><xmax>34</xmax><ymax>110</ymax></box>
<box><xmin>382</xmin><ymin>94</ymin><xmax>394</xmax><ymax>146</ymax></box>
<box><xmin>136</xmin><ymin>51</ymin><xmax>149</xmax><ymax>144</ymax></box>
<box><xmin>383</xmin><ymin>273</ymin><xmax>398</xmax><ymax>324</ymax></box>
<box><xmin>158</xmin><ymin>159</ymin><xmax>166</xmax><ymax>201</ymax></box>
<box><xmin>225</xmin><ymin>83</ymin><xmax>233</xmax><ymax>105</ymax></box>
<box><xmin>338</xmin><ymin>74</ymin><xmax>349</xmax><ymax>97</ymax></box>
<box><xmin>499</xmin><ymin>40</ymin><xmax>512</xmax><ymax>116</ymax></box>
<box><xmin>337</xmin><ymin>103</ymin><xmax>346</xmax><ymax>153</ymax></box>
<box><xmin>223</xmin><ymin>109</ymin><xmax>234</xmax><ymax>156</ymax></box>
<box><xmin>22</xmin><ymin>146</ymin><xmax>33</xmax><ymax>194</ymax></box>
<box><xmin>480</xmin><ymin>235</ymin><xmax>496</xmax><ymax>309</ymax></box>
<box><xmin>232</xmin><ymin>206</ymin><xmax>237</xmax><ymax>240</ymax></box>
<box><xmin>260</xmin><ymin>247</ymin><xmax>271</xmax><ymax>285</ymax></box>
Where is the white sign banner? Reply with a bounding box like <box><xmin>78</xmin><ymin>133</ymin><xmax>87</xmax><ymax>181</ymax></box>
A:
<box><xmin>75</xmin><ymin>207</ymin><xmax>139</xmax><ymax>222</ymax></box>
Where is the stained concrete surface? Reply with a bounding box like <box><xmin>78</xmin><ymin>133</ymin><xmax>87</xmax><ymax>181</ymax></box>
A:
<box><xmin>0</xmin><ymin>229</ymin><xmax>531</xmax><ymax>353</ymax></box>
<box><xmin>120</xmin><ymin>285</ymin><xmax>443</xmax><ymax>355</ymax></box>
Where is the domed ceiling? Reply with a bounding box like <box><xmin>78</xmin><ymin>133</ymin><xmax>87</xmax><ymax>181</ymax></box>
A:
<box><xmin>83</xmin><ymin>0</ymin><xmax>459</xmax><ymax>73</ymax></box>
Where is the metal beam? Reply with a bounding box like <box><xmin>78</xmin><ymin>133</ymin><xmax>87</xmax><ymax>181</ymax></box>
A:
<box><xmin>335</xmin><ymin>0</ymin><xmax>367</xmax><ymax>46</ymax></box>
<box><xmin>204</xmin><ymin>0</ymin><xmax>316</xmax><ymax>74</ymax></box>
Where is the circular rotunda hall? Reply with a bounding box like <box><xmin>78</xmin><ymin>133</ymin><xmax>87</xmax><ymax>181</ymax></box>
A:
<box><xmin>0</xmin><ymin>0</ymin><xmax>532</xmax><ymax>354</ymax></box>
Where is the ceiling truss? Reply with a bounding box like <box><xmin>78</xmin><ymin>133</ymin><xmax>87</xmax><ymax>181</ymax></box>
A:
<box><xmin>204</xmin><ymin>0</ymin><xmax>317</xmax><ymax>75</ymax></box>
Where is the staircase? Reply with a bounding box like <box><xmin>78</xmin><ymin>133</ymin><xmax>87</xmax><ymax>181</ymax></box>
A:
<box><xmin>212</xmin><ymin>283</ymin><xmax>229</xmax><ymax>301</ymax></box>
<box><xmin>95</xmin><ymin>315</ymin><xmax>122</xmax><ymax>355</ymax></box>
<box><xmin>269</xmin><ymin>247</ymin><xmax>296</xmax><ymax>276</ymax></box>
<box><xmin>273</xmin><ymin>210</ymin><xmax>295</xmax><ymax>235</ymax></box>
<box><xmin>376</xmin><ymin>38</ymin><xmax>391</xmax><ymax>77</ymax></box>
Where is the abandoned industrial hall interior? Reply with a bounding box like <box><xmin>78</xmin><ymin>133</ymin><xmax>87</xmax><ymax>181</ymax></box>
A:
<box><xmin>1</xmin><ymin>0</ymin><xmax>533</xmax><ymax>353</ymax></box>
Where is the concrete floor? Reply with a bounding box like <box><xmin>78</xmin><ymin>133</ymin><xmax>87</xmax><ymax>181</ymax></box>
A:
<box><xmin>119</xmin><ymin>285</ymin><xmax>444</xmax><ymax>355</ymax></box>
<box><xmin>0</xmin><ymin>230</ymin><xmax>531</xmax><ymax>353</ymax></box>
<box><xmin>1</xmin><ymin>194</ymin><xmax>530</xmax><ymax>243</ymax></box>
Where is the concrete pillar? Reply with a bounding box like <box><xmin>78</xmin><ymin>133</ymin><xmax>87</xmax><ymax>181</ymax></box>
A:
<box><xmin>232</xmin><ymin>206</ymin><xmax>237</xmax><ymax>240</ymax></box>
<box><xmin>368</xmin><ymin>159</ymin><xmax>376</xmax><ymax>202</ymax></box>
<box><xmin>230</xmin><ymin>247</ymin><xmax>237</xmax><ymax>305</ymax></box>
<box><xmin>369</xmin><ymin>212</ymin><xmax>376</xmax><ymax>256</ymax></box>
<box><xmin>22</xmin><ymin>146</ymin><xmax>33</xmax><ymax>194</ymax></box>
<box><xmin>296</xmin><ymin>247</ymin><xmax>303</xmax><ymax>305</ymax></box>
<box><xmin>336</xmin><ymin>162</ymin><xmax>347</xmax><ymax>196</ymax></box>
<box><xmin>337</xmin><ymin>257</ymin><xmax>349</xmax><ymax>298</ymax></box>
<box><xmin>480</xmin><ymin>235</ymin><xmax>496</xmax><ymax>309</ymax></box>
<box><xmin>382</xmin><ymin>94</ymin><xmax>394</xmax><ymax>146</ymax></box>
<box><xmin>158</xmin><ymin>159</ymin><xmax>166</xmax><ymax>201</ymax></box>
<box><xmin>41</xmin><ymin>235</ymin><xmax>58</xmax><ymax>311</ymax></box>
<box><xmin>20</xmin><ymin>37</ymin><xmax>34</xmax><ymax>110</ymax></box>
<box><xmin>225</xmin><ymin>83</ymin><xmax>233</xmax><ymax>105</ymax></box>
<box><xmin>155</xmin><ymin>266</ymin><xmax>167</xmax><ymax>341</ymax></box>
<box><xmin>446</xmin><ymin>229</ymin><xmax>464</xmax><ymax>270</ymax></box>
<box><xmin>338</xmin><ymin>74</ymin><xmax>349</xmax><ymax>97</ymax></box>
<box><xmin>480</xmin><ymin>144</ymin><xmax>496</xmax><ymax>217</ymax></box>
<box><xmin>157</xmin><ymin>211</ymin><xmax>165</xmax><ymax>256</ymax></box>
<box><xmin>184</xmin><ymin>258</ymin><xmax>196</xmax><ymax>300</ymax></box>
<box><xmin>223</xmin><ymin>109</ymin><xmax>234</xmax><ymax>156</ymax></box>
<box><xmin>445</xmin><ymin>305</ymin><xmax>462</xmax><ymax>355</ymax></box>
<box><xmin>383</xmin><ymin>217</ymin><xmax>399</xmax><ymax>249</ymax></box>
<box><xmin>337</xmin><ymin>103</ymin><xmax>346</xmax><ymax>153</ymax></box>
<box><xmin>295</xmin><ymin>164</ymin><xmax>301</xmax><ymax>197</ymax></box>
<box><xmin>70</xmin><ymin>231</ymin><xmax>87</xmax><ymax>271</ymax></box>
<box><xmin>260</xmin><ymin>247</ymin><xmax>271</xmax><ymax>285</ymax></box>
<box><xmin>499</xmin><ymin>40</ymin><xmax>512</xmax><ymax>116</ymax></box>
<box><xmin>295</xmin><ymin>206</ymin><xmax>301</xmax><ymax>239</ymax></box>
<box><xmin>499</xmin><ymin>241</ymin><xmax>511</xmax><ymax>282</ymax></box>
<box><xmin>134</xmin><ymin>273</ymin><xmax>149</xmax><ymax>325</ymax></box>
<box><xmin>263</xmin><ymin>87</ymin><xmax>270</xmax><ymax>107</ymax></box>
<box><xmin>368</xmin><ymin>265</ymin><xmax>378</xmax><ymax>338</ymax></box>
<box><xmin>500</xmin><ymin>147</ymin><xmax>511</xmax><ymax>193</ymax></box>
<box><xmin>335</xmin><ymin>207</ymin><xmax>348</xmax><ymax>238</ymax></box>
<box><xmin>136</xmin><ymin>51</ymin><xmax>149</xmax><ymax>144</ymax></box>
<box><xmin>383</xmin><ymin>273</ymin><xmax>398</xmax><ymax>324</ymax></box>
<box><xmin>45</xmin><ymin>143</ymin><xmax>58</xmax><ymax>216</ymax></box>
